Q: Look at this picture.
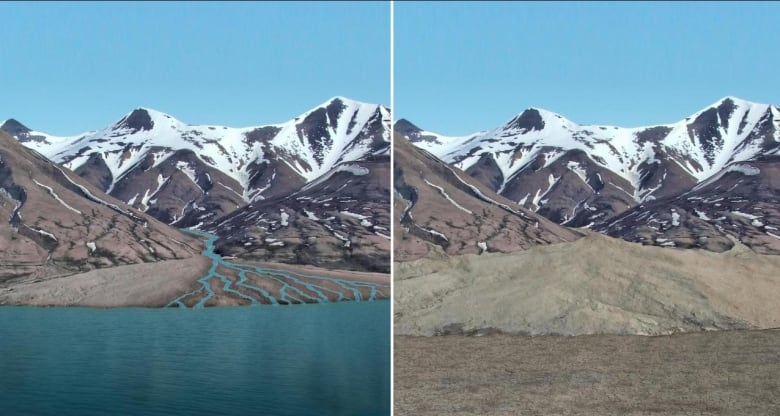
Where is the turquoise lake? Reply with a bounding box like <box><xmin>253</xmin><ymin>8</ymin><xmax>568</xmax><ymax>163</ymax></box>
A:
<box><xmin>0</xmin><ymin>301</ymin><xmax>390</xmax><ymax>415</ymax></box>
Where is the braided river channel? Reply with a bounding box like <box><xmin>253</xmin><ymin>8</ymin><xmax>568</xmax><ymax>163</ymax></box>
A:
<box><xmin>168</xmin><ymin>230</ymin><xmax>389</xmax><ymax>307</ymax></box>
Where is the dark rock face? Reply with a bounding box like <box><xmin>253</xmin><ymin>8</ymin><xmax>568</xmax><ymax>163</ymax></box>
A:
<box><xmin>635</xmin><ymin>126</ymin><xmax>673</xmax><ymax>145</ymax></box>
<box><xmin>508</xmin><ymin>109</ymin><xmax>545</xmax><ymax>133</ymax></box>
<box><xmin>465</xmin><ymin>153</ymin><xmax>504</xmax><ymax>191</ymax></box>
<box><xmin>1</xmin><ymin>119</ymin><xmax>31</xmax><ymax>136</ymax></box>
<box><xmin>1</xmin><ymin>119</ymin><xmax>49</xmax><ymax>144</ymax></box>
<box><xmin>74</xmin><ymin>153</ymin><xmax>113</xmax><ymax>191</ymax></box>
<box><xmin>717</xmin><ymin>98</ymin><xmax>737</xmax><ymax>131</ymax></box>
<box><xmin>296</xmin><ymin>108</ymin><xmax>331</xmax><ymax>166</ymax></box>
<box><xmin>0</xmin><ymin>155</ymin><xmax>27</xmax><ymax>228</ymax></box>
<box><xmin>394</xmin><ymin>118</ymin><xmax>442</xmax><ymax>144</ymax></box>
<box><xmin>326</xmin><ymin>98</ymin><xmax>346</xmax><ymax>131</ymax></box>
<box><xmin>394</xmin><ymin>119</ymin><xmax>422</xmax><ymax>136</ymax></box>
<box><xmin>598</xmin><ymin>157</ymin><xmax>780</xmax><ymax>254</ymax></box>
<box><xmin>115</xmin><ymin>109</ymin><xmax>154</xmax><ymax>133</ymax></box>
<box><xmin>687</xmin><ymin>108</ymin><xmax>722</xmax><ymax>167</ymax></box>
<box><xmin>210</xmin><ymin>154</ymin><xmax>391</xmax><ymax>273</ymax></box>
<box><xmin>243</xmin><ymin>126</ymin><xmax>281</xmax><ymax>145</ymax></box>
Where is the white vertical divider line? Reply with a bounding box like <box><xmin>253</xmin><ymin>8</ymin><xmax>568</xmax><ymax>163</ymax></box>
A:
<box><xmin>389</xmin><ymin>0</ymin><xmax>395</xmax><ymax>414</ymax></box>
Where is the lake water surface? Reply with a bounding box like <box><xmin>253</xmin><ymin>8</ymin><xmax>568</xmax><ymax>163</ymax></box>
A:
<box><xmin>0</xmin><ymin>301</ymin><xmax>389</xmax><ymax>415</ymax></box>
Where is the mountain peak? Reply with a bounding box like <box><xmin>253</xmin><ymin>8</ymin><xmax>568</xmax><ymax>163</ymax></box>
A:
<box><xmin>326</xmin><ymin>95</ymin><xmax>356</xmax><ymax>104</ymax></box>
<box><xmin>320</xmin><ymin>96</ymin><xmax>381</xmax><ymax>110</ymax></box>
<box><xmin>394</xmin><ymin>118</ymin><xmax>422</xmax><ymax>133</ymax></box>
<box><xmin>115</xmin><ymin>108</ymin><xmax>155</xmax><ymax>132</ymax></box>
<box><xmin>507</xmin><ymin>108</ymin><xmax>547</xmax><ymax>132</ymax></box>
<box><xmin>717</xmin><ymin>95</ymin><xmax>747</xmax><ymax>104</ymax></box>
<box><xmin>504</xmin><ymin>107</ymin><xmax>574</xmax><ymax>133</ymax></box>
<box><xmin>711</xmin><ymin>96</ymin><xmax>768</xmax><ymax>110</ymax></box>
<box><xmin>112</xmin><ymin>107</ymin><xmax>181</xmax><ymax>133</ymax></box>
<box><xmin>0</xmin><ymin>118</ymin><xmax>31</xmax><ymax>135</ymax></box>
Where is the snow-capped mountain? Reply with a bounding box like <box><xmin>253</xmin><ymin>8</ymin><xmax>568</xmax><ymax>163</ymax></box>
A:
<box><xmin>3</xmin><ymin>97</ymin><xmax>391</xmax><ymax>228</ymax></box>
<box><xmin>400</xmin><ymin>97</ymin><xmax>780</xmax><ymax>253</ymax></box>
<box><xmin>3</xmin><ymin>97</ymin><xmax>391</xmax><ymax>272</ymax></box>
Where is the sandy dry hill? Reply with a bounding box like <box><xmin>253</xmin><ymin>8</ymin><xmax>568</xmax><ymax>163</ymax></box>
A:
<box><xmin>395</xmin><ymin>231</ymin><xmax>780</xmax><ymax>336</ymax></box>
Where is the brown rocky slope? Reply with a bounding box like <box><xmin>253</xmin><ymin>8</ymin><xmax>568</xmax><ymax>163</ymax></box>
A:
<box><xmin>0</xmin><ymin>130</ymin><xmax>202</xmax><ymax>285</ymax></box>
<box><xmin>394</xmin><ymin>134</ymin><xmax>579</xmax><ymax>261</ymax></box>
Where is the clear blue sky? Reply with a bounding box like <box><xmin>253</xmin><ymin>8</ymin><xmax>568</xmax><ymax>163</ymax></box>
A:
<box><xmin>1</xmin><ymin>1</ymin><xmax>389</xmax><ymax>135</ymax></box>
<box><xmin>396</xmin><ymin>1</ymin><xmax>780</xmax><ymax>135</ymax></box>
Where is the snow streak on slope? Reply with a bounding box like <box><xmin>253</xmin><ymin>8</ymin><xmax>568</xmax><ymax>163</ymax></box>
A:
<box><xmin>33</xmin><ymin>180</ymin><xmax>82</xmax><ymax>214</ymax></box>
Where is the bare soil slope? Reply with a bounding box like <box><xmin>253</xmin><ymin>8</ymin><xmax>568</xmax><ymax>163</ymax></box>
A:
<box><xmin>0</xmin><ymin>256</ymin><xmax>210</xmax><ymax>307</ymax></box>
<box><xmin>395</xmin><ymin>231</ymin><xmax>780</xmax><ymax>336</ymax></box>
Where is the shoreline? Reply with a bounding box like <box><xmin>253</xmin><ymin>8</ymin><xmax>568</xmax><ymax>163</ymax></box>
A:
<box><xmin>0</xmin><ymin>258</ymin><xmax>390</xmax><ymax>308</ymax></box>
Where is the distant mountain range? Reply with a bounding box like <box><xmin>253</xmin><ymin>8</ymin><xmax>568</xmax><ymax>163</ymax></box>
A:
<box><xmin>3</xmin><ymin>97</ymin><xmax>391</xmax><ymax>272</ymax></box>
<box><xmin>397</xmin><ymin>97</ymin><xmax>780</xmax><ymax>254</ymax></box>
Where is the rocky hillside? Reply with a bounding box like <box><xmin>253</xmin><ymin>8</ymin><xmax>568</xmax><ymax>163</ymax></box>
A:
<box><xmin>394</xmin><ymin>134</ymin><xmax>578</xmax><ymax>261</ymax></box>
<box><xmin>207</xmin><ymin>152</ymin><xmax>391</xmax><ymax>273</ymax></box>
<box><xmin>0</xmin><ymin>130</ymin><xmax>201</xmax><ymax>283</ymax></box>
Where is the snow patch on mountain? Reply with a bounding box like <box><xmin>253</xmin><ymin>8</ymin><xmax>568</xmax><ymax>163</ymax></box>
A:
<box><xmin>175</xmin><ymin>161</ymin><xmax>200</xmax><ymax>188</ymax></box>
<box><xmin>409</xmin><ymin>97</ymin><xmax>778</xmax><ymax>203</ymax></box>
<box><xmin>9</xmin><ymin>97</ymin><xmax>389</xmax><ymax>202</ymax></box>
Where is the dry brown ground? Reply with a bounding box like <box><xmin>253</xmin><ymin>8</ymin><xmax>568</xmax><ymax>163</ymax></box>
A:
<box><xmin>0</xmin><ymin>256</ymin><xmax>389</xmax><ymax>307</ymax></box>
<box><xmin>242</xmin><ymin>260</ymin><xmax>390</xmax><ymax>285</ymax></box>
<box><xmin>0</xmin><ymin>256</ymin><xmax>211</xmax><ymax>307</ymax></box>
<box><xmin>395</xmin><ymin>329</ymin><xmax>780</xmax><ymax>416</ymax></box>
<box><xmin>395</xmin><ymin>232</ymin><xmax>780</xmax><ymax>336</ymax></box>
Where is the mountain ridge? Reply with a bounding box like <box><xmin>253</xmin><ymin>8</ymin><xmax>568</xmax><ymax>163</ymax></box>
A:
<box><xmin>399</xmin><ymin>96</ymin><xmax>780</xmax><ymax>253</ymax></box>
<box><xmin>4</xmin><ymin>96</ymin><xmax>392</xmax><ymax>272</ymax></box>
<box><xmin>3</xmin><ymin>96</ymin><xmax>390</xmax><ymax>226</ymax></box>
